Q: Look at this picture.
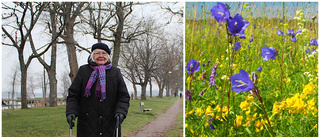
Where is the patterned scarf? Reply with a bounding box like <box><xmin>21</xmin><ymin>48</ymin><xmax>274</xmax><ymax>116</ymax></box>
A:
<box><xmin>84</xmin><ymin>63</ymin><xmax>112</xmax><ymax>102</ymax></box>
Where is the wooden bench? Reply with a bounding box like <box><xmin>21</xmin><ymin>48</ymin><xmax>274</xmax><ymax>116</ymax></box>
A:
<box><xmin>140</xmin><ymin>102</ymin><xmax>152</xmax><ymax>114</ymax></box>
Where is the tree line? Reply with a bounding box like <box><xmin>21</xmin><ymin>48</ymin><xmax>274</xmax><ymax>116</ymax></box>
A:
<box><xmin>2</xmin><ymin>2</ymin><xmax>183</xmax><ymax>109</ymax></box>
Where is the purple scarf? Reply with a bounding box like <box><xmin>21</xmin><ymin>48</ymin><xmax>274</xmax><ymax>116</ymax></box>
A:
<box><xmin>84</xmin><ymin>63</ymin><xmax>112</xmax><ymax>102</ymax></box>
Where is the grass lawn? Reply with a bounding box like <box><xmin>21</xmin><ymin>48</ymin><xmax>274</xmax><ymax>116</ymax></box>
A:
<box><xmin>2</xmin><ymin>97</ymin><xmax>177</xmax><ymax>137</ymax></box>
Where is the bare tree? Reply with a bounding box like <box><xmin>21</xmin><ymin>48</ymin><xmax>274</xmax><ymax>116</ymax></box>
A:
<box><xmin>58</xmin><ymin>2</ymin><xmax>88</xmax><ymax>81</ymax></box>
<box><xmin>35</xmin><ymin>72</ymin><xmax>49</xmax><ymax>101</ymax></box>
<box><xmin>152</xmin><ymin>34</ymin><xmax>183</xmax><ymax>98</ymax></box>
<box><xmin>158</xmin><ymin>2</ymin><xmax>184</xmax><ymax>23</ymax></box>
<box><xmin>120</xmin><ymin>43</ymin><xmax>140</xmax><ymax>100</ymax></box>
<box><xmin>122</xmin><ymin>20</ymin><xmax>163</xmax><ymax>100</ymax></box>
<box><xmin>79</xmin><ymin>2</ymin><xmax>160</xmax><ymax>67</ymax></box>
<box><xmin>60</xmin><ymin>70</ymin><xmax>71</xmax><ymax>100</ymax></box>
<box><xmin>27</xmin><ymin>73</ymin><xmax>37</xmax><ymax>98</ymax></box>
<box><xmin>8</xmin><ymin>65</ymin><xmax>20</xmax><ymax>110</ymax></box>
<box><xmin>78</xmin><ymin>2</ymin><xmax>116</xmax><ymax>43</ymax></box>
<box><xmin>2</xmin><ymin>2</ymin><xmax>49</xmax><ymax>109</ymax></box>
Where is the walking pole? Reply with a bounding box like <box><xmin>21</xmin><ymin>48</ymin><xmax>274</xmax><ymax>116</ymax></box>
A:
<box><xmin>116</xmin><ymin>116</ymin><xmax>120</xmax><ymax>137</ymax></box>
<box><xmin>69</xmin><ymin>119</ymin><xmax>73</xmax><ymax>137</ymax></box>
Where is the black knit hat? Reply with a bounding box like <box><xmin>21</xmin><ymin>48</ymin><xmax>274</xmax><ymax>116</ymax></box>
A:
<box><xmin>91</xmin><ymin>42</ymin><xmax>111</xmax><ymax>55</ymax></box>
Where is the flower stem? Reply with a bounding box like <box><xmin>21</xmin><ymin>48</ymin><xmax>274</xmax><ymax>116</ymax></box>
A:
<box><xmin>259</xmin><ymin>98</ymin><xmax>275</xmax><ymax>137</ymax></box>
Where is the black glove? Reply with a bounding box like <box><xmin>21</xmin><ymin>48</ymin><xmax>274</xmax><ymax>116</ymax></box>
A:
<box><xmin>114</xmin><ymin>113</ymin><xmax>125</xmax><ymax>127</ymax></box>
<box><xmin>67</xmin><ymin>114</ymin><xmax>76</xmax><ymax>128</ymax></box>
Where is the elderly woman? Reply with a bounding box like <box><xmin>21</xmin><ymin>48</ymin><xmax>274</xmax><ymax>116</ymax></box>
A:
<box><xmin>66</xmin><ymin>42</ymin><xmax>130</xmax><ymax>137</ymax></box>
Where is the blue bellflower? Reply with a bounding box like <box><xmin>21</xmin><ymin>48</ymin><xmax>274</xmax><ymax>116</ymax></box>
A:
<box><xmin>290</xmin><ymin>36</ymin><xmax>297</xmax><ymax>42</ymax></box>
<box><xmin>249</xmin><ymin>38</ymin><xmax>253</xmax><ymax>43</ymax></box>
<box><xmin>234</xmin><ymin>42</ymin><xmax>241</xmax><ymax>51</ymax></box>
<box><xmin>261</xmin><ymin>46</ymin><xmax>278</xmax><ymax>61</ymax></box>
<box><xmin>240</xmin><ymin>34</ymin><xmax>246</xmax><ymax>39</ymax></box>
<box><xmin>227</xmin><ymin>14</ymin><xmax>249</xmax><ymax>36</ymax></box>
<box><xmin>257</xmin><ymin>66</ymin><xmax>262</xmax><ymax>71</ymax></box>
<box><xmin>277</xmin><ymin>30</ymin><xmax>283</xmax><ymax>36</ymax></box>
<box><xmin>186</xmin><ymin>59</ymin><xmax>200</xmax><ymax>74</ymax></box>
<box><xmin>210</xmin><ymin>2</ymin><xmax>230</xmax><ymax>22</ymax></box>
<box><xmin>287</xmin><ymin>29</ymin><xmax>302</xmax><ymax>37</ymax></box>
<box><xmin>231</xmin><ymin>69</ymin><xmax>254</xmax><ymax>93</ymax></box>
<box><xmin>306</xmin><ymin>48</ymin><xmax>317</xmax><ymax>54</ymax></box>
<box><xmin>287</xmin><ymin>29</ymin><xmax>295</xmax><ymax>36</ymax></box>
<box><xmin>309</xmin><ymin>39</ymin><xmax>318</xmax><ymax>46</ymax></box>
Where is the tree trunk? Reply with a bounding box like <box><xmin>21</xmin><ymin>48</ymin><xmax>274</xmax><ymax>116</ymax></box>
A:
<box><xmin>166</xmin><ymin>84</ymin><xmax>170</xmax><ymax>97</ymax></box>
<box><xmin>133</xmin><ymin>84</ymin><xmax>138</xmax><ymax>100</ymax></box>
<box><xmin>149</xmin><ymin>80</ymin><xmax>152</xmax><ymax>98</ymax></box>
<box><xmin>156</xmin><ymin>78</ymin><xmax>164</xmax><ymax>98</ymax></box>
<box><xmin>48</xmin><ymin>71</ymin><xmax>57</xmax><ymax>107</ymax></box>
<box><xmin>140</xmin><ymin>83</ymin><xmax>147</xmax><ymax>100</ymax></box>
<box><xmin>20</xmin><ymin>64</ymin><xmax>28</xmax><ymax>109</ymax></box>
<box><xmin>65</xmin><ymin>2</ymin><xmax>79</xmax><ymax>81</ymax></box>
<box><xmin>112</xmin><ymin>2</ymin><xmax>125</xmax><ymax>67</ymax></box>
<box><xmin>48</xmin><ymin>3</ymin><xmax>58</xmax><ymax>107</ymax></box>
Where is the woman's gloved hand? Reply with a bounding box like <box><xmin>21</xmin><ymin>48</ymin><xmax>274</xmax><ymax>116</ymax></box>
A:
<box><xmin>67</xmin><ymin>114</ymin><xmax>76</xmax><ymax>127</ymax></box>
<box><xmin>114</xmin><ymin>113</ymin><xmax>125</xmax><ymax>127</ymax></box>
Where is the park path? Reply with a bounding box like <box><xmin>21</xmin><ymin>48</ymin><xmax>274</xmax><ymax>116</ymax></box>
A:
<box><xmin>128</xmin><ymin>97</ymin><xmax>182</xmax><ymax>137</ymax></box>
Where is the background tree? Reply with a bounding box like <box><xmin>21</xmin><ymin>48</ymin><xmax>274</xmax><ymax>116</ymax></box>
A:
<box><xmin>7</xmin><ymin>65</ymin><xmax>20</xmax><ymax>110</ymax></box>
<box><xmin>2</xmin><ymin>2</ymin><xmax>48</xmax><ymax>109</ymax></box>
<box><xmin>58</xmin><ymin>2</ymin><xmax>88</xmax><ymax>81</ymax></box>
<box><xmin>121</xmin><ymin>43</ymin><xmax>140</xmax><ymax>100</ymax></box>
<box><xmin>120</xmin><ymin>19</ymin><xmax>163</xmax><ymax>100</ymax></box>
<box><xmin>59</xmin><ymin>69</ymin><xmax>71</xmax><ymax>100</ymax></box>
<box><xmin>27</xmin><ymin>73</ymin><xmax>37</xmax><ymax>99</ymax></box>
<box><xmin>29</xmin><ymin>2</ymin><xmax>67</xmax><ymax>107</ymax></box>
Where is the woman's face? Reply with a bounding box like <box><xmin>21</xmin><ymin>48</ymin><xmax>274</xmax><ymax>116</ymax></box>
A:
<box><xmin>93</xmin><ymin>49</ymin><xmax>108</xmax><ymax>66</ymax></box>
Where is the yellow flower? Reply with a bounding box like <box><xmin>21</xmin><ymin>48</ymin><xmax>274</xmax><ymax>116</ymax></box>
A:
<box><xmin>187</xmin><ymin>77</ymin><xmax>192</xmax><ymax>83</ymax></box>
<box><xmin>190</xmin><ymin>128</ymin><xmax>194</xmax><ymax>134</ymax></box>
<box><xmin>252</xmin><ymin>113</ymin><xmax>257</xmax><ymax>120</ymax></box>
<box><xmin>185</xmin><ymin>124</ymin><xmax>188</xmax><ymax>128</ymax></box>
<box><xmin>246</xmin><ymin>96</ymin><xmax>254</xmax><ymax>102</ymax></box>
<box><xmin>245</xmin><ymin>110</ymin><xmax>251</xmax><ymax>115</ymax></box>
<box><xmin>307</xmin><ymin>98</ymin><xmax>315</xmax><ymax>107</ymax></box>
<box><xmin>188</xmin><ymin>109</ymin><xmax>195</xmax><ymax>115</ymax></box>
<box><xmin>214</xmin><ymin>105</ymin><xmax>221</xmax><ymax>112</ymax></box>
<box><xmin>303</xmin><ymin>83</ymin><xmax>314</xmax><ymax>95</ymax></box>
<box><xmin>240</xmin><ymin>100</ymin><xmax>250</xmax><ymax>111</ymax></box>
<box><xmin>235</xmin><ymin>115</ymin><xmax>243</xmax><ymax>127</ymax></box>
<box><xmin>196</xmin><ymin>107</ymin><xmax>203</xmax><ymax>116</ymax></box>
<box><xmin>245</xmin><ymin>121</ymin><xmax>250</xmax><ymax>127</ymax></box>
<box><xmin>255</xmin><ymin>120</ymin><xmax>261</xmax><ymax>127</ymax></box>
<box><xmin>222</xmin><ymin>106</ymin><xmax>228</xmax><ymax>112</ymax></box>
<box><xmin>272</xmin><ymin>101</ymin><xmax>281</xmax><ymax>114</ymax></box>
<box><xmin>206</xmin><ymin>106</ymin><xmax>212</xmax><ymax>115</ymax></box>
<box><xmin>256</xmin><ymin>128</ymin><xmax>261</xmax><ymax>132</ymax></box>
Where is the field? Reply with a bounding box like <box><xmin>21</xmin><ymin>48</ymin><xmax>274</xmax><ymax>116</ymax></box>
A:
<box><xmin>185</xmin><ymin>2</ymin><xmax>318</xmax><ymax>136</ymax></box>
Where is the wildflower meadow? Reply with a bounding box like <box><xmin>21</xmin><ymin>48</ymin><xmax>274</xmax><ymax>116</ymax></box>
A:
<box><xmin>185</xmin><ymin>2</ymin><xmax>318</xmax><ymax>136</ymax></box>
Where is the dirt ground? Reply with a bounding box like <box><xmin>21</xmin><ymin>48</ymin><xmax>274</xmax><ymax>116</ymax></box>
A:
<box><xmin>128</xmin><ymin>98</ymin><xmax>182</xmax><ymax>137</ymax></box>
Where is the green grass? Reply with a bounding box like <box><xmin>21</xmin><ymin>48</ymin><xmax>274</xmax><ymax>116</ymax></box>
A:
<box><xmin>2</xmin><ymin>97</ymin><xmax>178</xmax><ymax>137</ymax></box>
<box><xmin>164</xmin><ymin>99</ymin><xmax>184</xmax><ymax>137</ymax></box>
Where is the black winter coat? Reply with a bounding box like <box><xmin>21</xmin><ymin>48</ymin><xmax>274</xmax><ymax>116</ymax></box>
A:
<box><xmin>66</xmin><ymin>64</ymin><xmax>130</xmax><ymax>137</ymax></box>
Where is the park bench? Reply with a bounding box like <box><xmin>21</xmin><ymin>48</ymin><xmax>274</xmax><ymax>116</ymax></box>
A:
<box><xmin>140</xmin><ymin>102</ymin><xmax>152</xmax><ymax>114</ymax></box>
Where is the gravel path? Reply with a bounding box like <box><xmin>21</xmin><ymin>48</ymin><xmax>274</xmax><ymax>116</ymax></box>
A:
<box><xmin>128</xmin><ymin>98</ymin><xmax>182</xmax><ymax>137</ymax></box>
